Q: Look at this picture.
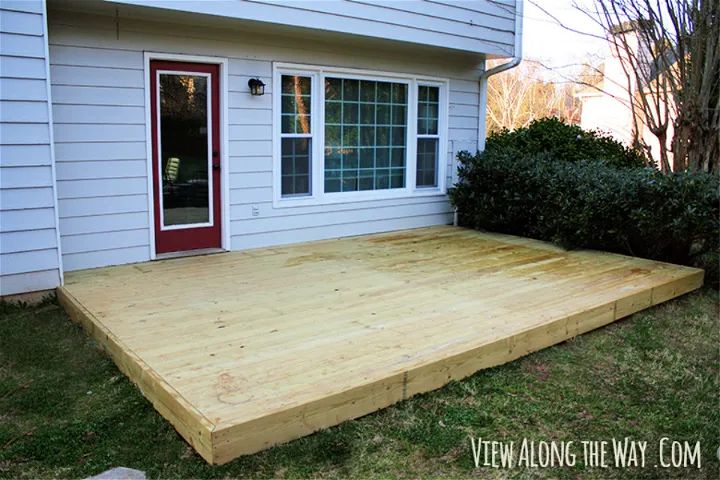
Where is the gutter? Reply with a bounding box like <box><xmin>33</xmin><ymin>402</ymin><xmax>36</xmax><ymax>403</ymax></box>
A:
<box><xmin>477</xmin><ymin>0</ymin><xmax>525</xmax><ymax>152</ymax></box>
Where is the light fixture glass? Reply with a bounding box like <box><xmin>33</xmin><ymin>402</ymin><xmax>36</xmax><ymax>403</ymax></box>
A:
<box><xmin>248</xmin><ymin>78</ymin><xmax>266</xmax><ymax>96</ymax></box>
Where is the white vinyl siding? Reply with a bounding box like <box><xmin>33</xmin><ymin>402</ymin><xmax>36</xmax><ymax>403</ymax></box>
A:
<box><xmin>47</xmin><ymin>7</ymin><xmax>483</xmax><ymax>270</ymax></box>
<box><xmin>47</xmin><ymin>37</ymin><xmax>150</xmax><ymax>271</ymax></box>
<box><xmin>0</xmin><ymin>0</ymin><xmax>62</xmax><ymax>296</ymax></box>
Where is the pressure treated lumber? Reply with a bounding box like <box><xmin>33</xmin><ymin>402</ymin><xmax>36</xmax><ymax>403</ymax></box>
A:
<box><xmin>57</xmin><ymin>226</ymin><xmax>703</xmax><ymax>464</ymax></box>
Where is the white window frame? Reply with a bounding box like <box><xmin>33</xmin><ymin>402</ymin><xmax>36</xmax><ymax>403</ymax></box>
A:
<box><xmin>278</xmin><ymin>70</ymin><xmax>317</xmax><ymax>198</ymax></box>
<box><xmin>272</xmin><ymin>62</ymin><xmax>449</xmax><ymax>208</ymax></box>
<box><xmin>415</xmin><ymin>81</ymin><xmax>445</xmax><ymax>190</ymax></box>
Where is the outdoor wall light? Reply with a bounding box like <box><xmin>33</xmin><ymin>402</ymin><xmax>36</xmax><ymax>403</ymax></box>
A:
<box><xmin>248</xmin><ymin>78</ymin><xmax>266</xmax><ymax>96</ymax></box>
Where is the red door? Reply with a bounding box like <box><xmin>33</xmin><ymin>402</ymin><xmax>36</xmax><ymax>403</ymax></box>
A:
<box><xmin>150</xmin><ymin>61</ymin><xmax>221</xmax><ymax>254</ymax></box>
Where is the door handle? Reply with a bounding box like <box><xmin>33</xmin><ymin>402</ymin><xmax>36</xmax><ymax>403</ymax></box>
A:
<box><xmin>212</xmin><ymin>164</ymin><xmax>221</xmax><ymax>171</ymax></box>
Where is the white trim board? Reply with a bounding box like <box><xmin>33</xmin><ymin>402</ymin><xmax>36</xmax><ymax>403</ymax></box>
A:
<box><xmin>43</xmin><ymin>0</ymin><xmax>64</xmax><ymax>286</ymax></box>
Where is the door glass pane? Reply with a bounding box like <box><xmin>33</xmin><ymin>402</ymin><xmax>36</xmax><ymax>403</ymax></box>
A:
<box><xmin>159</xmin><ymin>73</ymin><xmax>210</xmax><ymax>227</ymax></box>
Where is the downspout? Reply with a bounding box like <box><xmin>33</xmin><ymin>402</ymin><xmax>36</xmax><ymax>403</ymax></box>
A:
<box><xmin>454</xmin><ymin>0</ymin><xmax>524</xmax><ymax>227</ymax></box>
<box><xmin>477</xmin><ymin>0</ymin><xmax>525</xmax><ymax>152</ymax></box>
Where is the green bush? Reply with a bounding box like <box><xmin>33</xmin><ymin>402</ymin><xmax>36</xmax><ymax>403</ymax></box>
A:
<box><xmin>450</xmin><ymin>150</ymin><xmax>719</xmax><ymax>286</ymax></box>
<box><xmin>486</xmin><ymin>117</ymin><xmax>649</xmax><ymax>169</ymax></box>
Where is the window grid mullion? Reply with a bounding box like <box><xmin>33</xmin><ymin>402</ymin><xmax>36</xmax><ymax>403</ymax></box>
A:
<box><xmin>281</xmin><ymin>133</ymin><xmax>313</xmax><ymax>138</ymax></box>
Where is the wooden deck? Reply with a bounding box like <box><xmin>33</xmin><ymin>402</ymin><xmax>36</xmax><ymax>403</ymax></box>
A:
<box><xmin>57</xmin><ymin>226</ymin><xmax>703</xmax><ymax>464</ymax></box>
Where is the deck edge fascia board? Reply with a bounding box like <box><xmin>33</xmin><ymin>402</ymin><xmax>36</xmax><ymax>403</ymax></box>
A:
<box><xmin>56</xmin><ymin>286</ymin><xmax>217</xmax><ymax>463</ymax></box>
<box><xmin>650</xmin><ymin>269</ymin><xmax>704</xmax><ymax>305</ymax></box>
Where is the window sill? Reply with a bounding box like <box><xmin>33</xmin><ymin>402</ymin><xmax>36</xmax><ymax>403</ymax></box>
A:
<box><xmin>273</xmin><ymin>188</ymin><xmax>447</xmax><ymax>209</ymax></box>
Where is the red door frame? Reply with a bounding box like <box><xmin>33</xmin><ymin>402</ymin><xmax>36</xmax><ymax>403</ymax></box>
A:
<box><xmin>150</xmin><ymin>60</ymin><xmax>222</xmax><ymax>254</ymax></box>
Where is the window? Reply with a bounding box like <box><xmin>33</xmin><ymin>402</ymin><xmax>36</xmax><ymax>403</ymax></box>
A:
<box><xmin>280</xmin><ymin>75</ymin><xmax>312</xmax><ymax>196</ymax></box>
<box><xmin>274</xmin><ymin>65</ymin><xmax>447</xmax><ymax>206</ymax></box>
<box><xmin>324</xmin><ymin>78</ymin><xmax>408</xmax><ymax>193</ymax></box>
<box><xmin>416</xmin><ymin>85</ymin><xmax>440</xmax><ymax>188</ymax></box>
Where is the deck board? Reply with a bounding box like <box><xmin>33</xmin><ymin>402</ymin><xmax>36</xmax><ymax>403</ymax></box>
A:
<box><xmin>57</xmin><ymin>226</ymin><xmax>703</xmax><ymax>464</ymax></box>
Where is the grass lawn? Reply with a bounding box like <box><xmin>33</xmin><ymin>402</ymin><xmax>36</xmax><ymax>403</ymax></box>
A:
<box><xmin>1</xmin><ymin>289</ymin><xmax>718</xmax><ymax>479</ymax></box>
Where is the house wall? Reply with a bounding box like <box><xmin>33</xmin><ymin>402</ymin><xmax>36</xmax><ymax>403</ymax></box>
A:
<box><xmin>578</xmin><ymin>27</ymin><xmax>676</xmax><ymax>169</ymax></box>
<box><xmin>110</xmin><ymin>0</ymin><xmax>517</xmax><ymax>57</ymax></box>
<box><xmin>0</xmin><ymin>0</ymin><xmax>62</xmax><ymax>296</ymax></box>
<box><xmin>579</xmin><ymin>94</ymin><xmax>634</xmax><ymax>146</ymax></box>
<box><xmin>48</xmin><ymin>9</ymin><xmax>484</xmax><ymax>272</ymax></box>
<box><xmin>578</xmin><ymin>32</ymin><xmax>636</xmax><ymax>146</ymax></box>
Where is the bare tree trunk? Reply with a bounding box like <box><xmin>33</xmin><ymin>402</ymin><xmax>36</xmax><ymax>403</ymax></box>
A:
<box><xmin>655</xmin><ymin>129</ymin><xmax>671</xmax><ymax>173</ymax></box>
